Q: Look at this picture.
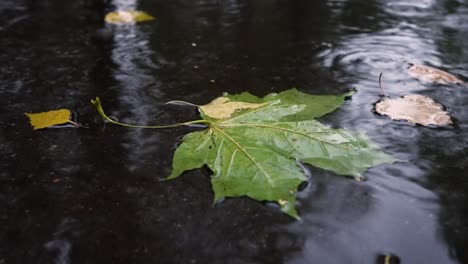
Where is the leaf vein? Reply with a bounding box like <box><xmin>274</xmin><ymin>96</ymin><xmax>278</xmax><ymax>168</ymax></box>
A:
<box><xmin>211</xmin><ymin>126</ymin><xmax>275</xmax><ymax>188</ymax></box>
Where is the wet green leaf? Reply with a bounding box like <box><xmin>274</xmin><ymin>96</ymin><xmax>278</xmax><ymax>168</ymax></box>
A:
<box><xmin>168</xmin><ymin>89</ymin><xmax>394</xmax><ymax>218</ymax></box>
<box><xmin>203</xmin><ymin>88</ymin><xmax>355</xmax><ymax>121</ymax></box>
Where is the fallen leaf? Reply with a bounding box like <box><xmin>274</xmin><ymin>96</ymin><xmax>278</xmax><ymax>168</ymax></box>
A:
<box><xmin>104</xmin><ymin>10</ymin><xmax>155</xmax><ymax>24</ymax></box>
<box><xmin>25</xmin><ymin>109</ymin><xmax>73</xmax><ymax>130</ymax></box>
<box><xmin>375</xmin><ymin>94</ymin><xmax>452</xmax><ymax>126</ymax></box>
<box><xmin>93</xmin><ymin>89</ymin><xmax>395</xmax><ymax>218</ymax></box>
<box><xmin>408</xmin><ymin>64</ymin><xmax>465</xmax><ymax>85</ymax></box>
<box><xmin>168</xmin><ymin>89</ymin><xmax>394</xmax><ymax>218</ymax></box>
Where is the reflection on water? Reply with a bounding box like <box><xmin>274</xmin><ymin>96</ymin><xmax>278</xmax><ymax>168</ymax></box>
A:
<box><xmin>1</xmin><ymin>0</ymin><xmax>468</xmax><ymax>263</ymax></box>
<box><xmin>43</xmin><ymin>218</ymin><xmax>80</xmax><ymax>264</ymax></box>
<box><xmin>385</xmin><ymin>0</ymin><xmax>436</xmax><ymax>17</ymax></box>
<box><xmin>109</xmin><ymin>0</ymin><xmax>163</xmax><ymax>172</ymax></box>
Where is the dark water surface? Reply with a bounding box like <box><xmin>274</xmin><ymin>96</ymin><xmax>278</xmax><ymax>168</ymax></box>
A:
<box><xmin>1</xmin><ymin>0</ymin><xmax>468</xmax><ymax>263</ymax></box>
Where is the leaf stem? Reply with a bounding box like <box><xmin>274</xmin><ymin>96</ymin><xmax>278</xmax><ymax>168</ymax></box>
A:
<box><xmin>91</xmin><ymin>97</ymin><xmax>211</xmax><ymax>128</ymax></box>
<box><xmin>67</xmin><ymin>120</ymin><xmax>89</xmax><ymax>128</ymax></box>
<box><xmin>378</xmin><ymin>73</ymin><xmax>389</xmax><ymax>98</ymax></box>
<box><xmin>165</xmin><ymin>100</ymin><xmax>199</xmax><ymax>107</ymax></box>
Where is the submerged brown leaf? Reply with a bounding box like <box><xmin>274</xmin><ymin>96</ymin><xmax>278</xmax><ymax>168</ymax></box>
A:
<box><xmin>375</xmin><ymin>94</ymin><xmax>452</xmax><ymax>127</ymax></box>
<box><xmin>408</xmin><ymin>64</ymin><xmax>465</xmax><ymax>85</ymax></box>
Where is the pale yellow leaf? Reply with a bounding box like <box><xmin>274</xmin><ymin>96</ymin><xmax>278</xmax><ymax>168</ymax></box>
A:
<box><xmin>25</xmin><ymin>109</ymin><xmax>72</xmax><ymax>130</ymax></box>
<box><xmin>199</xmin><ymin>97</ymin><xmax>267</xmax><ymax>119</ymax></box>
<box><xmin>408</xmin><ymin>64</ymin><xmax>465</xmax><ymax>85</ymax></box>
<box><xmin>105</xmin><ymin>10</ymin><xmax>155</xmax><ymax>24</ymax></box>
<box><xmin>375</xmin><ymin>94</ymin><xmax>452</xmax><ymax>127</ymax></box>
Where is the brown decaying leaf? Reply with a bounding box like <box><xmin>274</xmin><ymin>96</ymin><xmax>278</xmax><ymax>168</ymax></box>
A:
<box><xmin>408</xmin><ymin>64</ymin><xmax>465</xmax><ymax>85</ymax></box>
<box><xmin>375</xmin><ymin>94</ymin><xmax>452</xmax><ymax>127</ymax></box>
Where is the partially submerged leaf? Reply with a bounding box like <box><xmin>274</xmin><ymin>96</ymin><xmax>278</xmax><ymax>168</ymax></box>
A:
<box><xmin>375</xmin><ymin>94</ymin><xmax>452</xmax><ymax>126</ymax></box>
<box><xmin>168</xmin><ymin>89</ymin><xmax>394</xmax><ymax>218</ymax></box>
<box><xmin>105</xmin><ymin>10</ymin><xmax>155</xmax><ymax>24</ymax></box>
<box><xmin>25</xmin><ymin>109</ymin><xmax>72</xmax><ymax>130</ymax></box>
<box><xmin>408</xmin><ymin>64</ymin><xmax>465</xmax><ymax>85</ymax></box>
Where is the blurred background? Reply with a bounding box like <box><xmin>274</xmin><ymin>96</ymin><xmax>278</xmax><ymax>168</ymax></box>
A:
<box><xmin>0</xmin><ymin>0</ymin><xmax>467</xmax><ymax>263</ymax></box>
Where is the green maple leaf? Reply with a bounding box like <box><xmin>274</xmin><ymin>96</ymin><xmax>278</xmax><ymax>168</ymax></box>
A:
<box><xmin>92</xmin><ymin>89</ymin><xmax>395</xmax><ymax>218</ymax></box>
<box><xmin>168</xmin><ymin>89</ymin><xmax>394</xmax><ymax>218</ymax></box>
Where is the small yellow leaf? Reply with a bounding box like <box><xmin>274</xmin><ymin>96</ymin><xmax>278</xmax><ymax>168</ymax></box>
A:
<box><xmin>25</xmin><ymin>109</ymin><xmax>72</xmax><ymax>130</ymax></box>
<box><xmin>199</xmin><ymin>97</ymin><xmax>267</xmax><ymax>119</ymax></box>
<box><xmin>105</xmin><ymin>10</ymin><xmax>155</xmax><ymax>24</ymax></box>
